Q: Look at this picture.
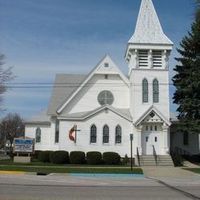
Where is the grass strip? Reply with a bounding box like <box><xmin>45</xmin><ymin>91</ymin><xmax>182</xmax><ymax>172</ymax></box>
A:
<box><xmin>183</xmin><ymin>168</ymin><xmax>200</xmax><ymax>174</ymax></box>
<box><xmin>0</xmin><ymin>165</ymin><xmax>143</xmax><ymax>174</ymax></box>
<box><xmin>0</xmin><ymin>159</ymin><xmax>129</xmax><ymax>167</ymax></box>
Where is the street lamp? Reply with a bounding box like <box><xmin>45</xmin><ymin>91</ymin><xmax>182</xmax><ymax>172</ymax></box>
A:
<box><xmin>130</xmin><ymin>134</ymin><xmax>134</xmax><ymax>171</ymax></box>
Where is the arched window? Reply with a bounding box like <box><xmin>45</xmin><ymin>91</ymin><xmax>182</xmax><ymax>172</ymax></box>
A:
<box><xmin>36</xmin><ymin>127</ymin><xmax>41</xmax><ymax>143</ymax></box>
<box><xmin>90</xmin><ymin>125</ymin><xmax>97</xmax><ymax>143</ymax></box>
<box><xmin>153</xmin><ymin>79</ymin><xmax>159</xmax><ymax>103</ymax></box>
<box><xmin>103</xmin><ymin>125</ymin><xmax>109</xmax><ymax>144</ymax></box>
<box><xmin>115</xmin><ymin>125</ymin><xmax>122</xmax><ymax>144</ymax></box>
<box><xmin>142</xmin><ymin>79</ymin><xmax>148</xmax><ymax>103</ymax></box>
<box><xmin>55</xmin><ymin>119</ymin><xmax>59</xmax><ymax>143</ymax></box>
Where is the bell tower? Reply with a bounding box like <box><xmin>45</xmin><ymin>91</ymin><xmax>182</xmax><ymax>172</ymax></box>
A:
<box><xmin>126</xmin><ymin>0</ymin><xmax>173</xmax><ymax>123</ymax></box>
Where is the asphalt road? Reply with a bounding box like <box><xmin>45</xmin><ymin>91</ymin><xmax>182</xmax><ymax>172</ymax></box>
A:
<box><xmin>0</xmin><ymin>173</ymin><xmax>199</xmax><ymax>200</ymax></box>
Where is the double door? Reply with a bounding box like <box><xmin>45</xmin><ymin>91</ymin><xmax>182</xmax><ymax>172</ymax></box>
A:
<box><xmin>142</xmin><ymin>132</ymin><xmax>160</xmax><ymax>155</ymax></box>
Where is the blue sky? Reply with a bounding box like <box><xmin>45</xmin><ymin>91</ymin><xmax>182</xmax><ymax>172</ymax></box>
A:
<box><xmin>0</xmin><ymin>0</ymin><xmax>196</xmax><ymax>119</ymax></box>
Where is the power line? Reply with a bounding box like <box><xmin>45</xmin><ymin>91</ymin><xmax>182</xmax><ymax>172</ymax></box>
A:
<box><xmin>5</xmin><ymin>85</ymin><xmax>176</xmax><ymax>89</ymax></box>
<box><xmin>6</xmin><ymin>82</ymin><xmax>176</xmax><ymax>85</ymax></box>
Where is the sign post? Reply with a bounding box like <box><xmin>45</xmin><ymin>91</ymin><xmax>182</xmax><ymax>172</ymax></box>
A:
<box><xmin>130</xmin><ymin>134</ymin><xmax>133</xmax><ymax>171</ymax></box>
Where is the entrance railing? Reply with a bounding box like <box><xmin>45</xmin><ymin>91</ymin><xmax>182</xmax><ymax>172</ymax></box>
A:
<box><xmin>152</xmin><ymin>145</ymin><xmax>158</xmax><ymax>166</ymax></box>
<box><xmin>170</xmin><ymin>147</ymin><xmax>191</xmax><ymax>166</ymax></box>
<box><xmin>136</xmin><ymin>147</ymin><xmax>141</xmax><ymax>166</ymax></box>
<box><xmin>174</xmin><ymin>147</ymin><xmax>191</xmax><ymax>156</ymax></box>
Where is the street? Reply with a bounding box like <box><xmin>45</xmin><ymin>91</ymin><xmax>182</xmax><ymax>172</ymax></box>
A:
<box><xmin>0</xmin><ymin>173</ymin><xmax>200</xmax><ymax>200</ymax></box>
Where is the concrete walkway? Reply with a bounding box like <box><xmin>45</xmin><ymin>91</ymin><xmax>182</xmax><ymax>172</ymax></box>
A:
<box><xmin>142</xmin><ymin>166</ymin><xmax>200</xmax><ymax>199</ymax></box>
<box><xmin>183</xmin><ymin>161</ymin><xmax>200</xmax><ymax>168</ymax></box>
<box><xmin>142</xmin><ymin>166</ymin><xmax>198</xmax><ymax>179</ymax></box>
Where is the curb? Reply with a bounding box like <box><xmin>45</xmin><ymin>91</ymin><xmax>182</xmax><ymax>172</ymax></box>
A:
<box><xmin>0</xmin><ymin>171</ymin><xmax>25</xmax><ymax>175</ymax></box>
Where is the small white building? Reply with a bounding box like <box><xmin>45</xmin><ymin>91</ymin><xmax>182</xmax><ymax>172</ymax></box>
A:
<box><xmin>25</xmin><ymin>0</ymin><xmax>200</xmax><ymax>162</ymax></box>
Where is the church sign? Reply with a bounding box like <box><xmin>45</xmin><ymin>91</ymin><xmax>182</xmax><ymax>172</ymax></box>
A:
<box><xmin>13</xmin><ymin>138</ymin><xmax>34</xmax><ymax>153</ymax></box>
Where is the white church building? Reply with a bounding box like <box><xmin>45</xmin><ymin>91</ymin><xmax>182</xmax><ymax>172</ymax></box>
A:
<box><xmin>25</xmin><ymin>0</ymin><xmax>200</xmax><ymax>164</ymax></box>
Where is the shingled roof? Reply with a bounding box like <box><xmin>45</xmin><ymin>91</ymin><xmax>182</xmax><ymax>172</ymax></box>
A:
<box><xmin>128</xmin><ymin>0</ymin><xmax>173</xmax><ymax>45</ymax></box>
<box><xmin>47</xmin><ymin>74</ymin><xmax>86</xmax><ymax>115</ymax></box>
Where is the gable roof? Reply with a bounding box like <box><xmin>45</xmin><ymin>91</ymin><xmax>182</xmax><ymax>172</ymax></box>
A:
<box><xmin>25</xmin><ymin>110</ymin><xmax>51</xmax><ymax>125</ymax></box>
<box><xmin>47</xmin><ymin>74</ymin><xmax>86</xmax><ymax>115</ymax></box>
<box><xmin>128</xmin><ymin>0</ymin><xmax>173</xmax><ymax>45</ymax></box>
<box><xmin>58</xmin><ymin>105</ymin><xmax>132</xmax><ymax>122</ymax></box>
<box><xmin>56</xmin><ymin>55</ymin><xmax>129</xmax><ymax>114</ymax></box>
<box><xmin>135</xmin><ymin>106</ymin><xmax>171</xmax><ymax>126</ymax></box>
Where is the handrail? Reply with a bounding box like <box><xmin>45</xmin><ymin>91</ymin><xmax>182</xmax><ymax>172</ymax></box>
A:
<box><xmin>136</xmin><ymin>147</ymin><xmax>141</xmax><ymax>166</ymax></box>
<box><xmin>170</xmin><ymin>146</ymin><xmax>190</xmax><ymax>166</ymax></box>
<box><xmin>174</xmin><ymin>147</ymin><xmax>191</xmax><ymax>156</ymax></box>
<box><xmin>152</xmin><ymin>145</ymin><xmax>158</xmax><ymax>166</ymax></box>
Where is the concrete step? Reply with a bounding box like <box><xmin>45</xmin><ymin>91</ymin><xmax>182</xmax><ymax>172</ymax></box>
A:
<box><xmin>142</xmin><ymin>159</ymin><xmax>155</xmax><ymax>162</ymax></box>
<box><xmin>141</xmin><ymin>156</ymin><xmax>154</xmax><ymax>158</ymax></box>
<box><xmin>139</xmin><ymin>155</ymin><xmax>174</xmax><ymax>166</ymax></box>
<box><xmin>158</xmin><ymin>155</ymin><xmax>174</xmax><ymax>166</ymax></box>
<box><xmin>141</xmin><ymin>156</ymin><xmax>156</xmax><ymax>166</ymax></box>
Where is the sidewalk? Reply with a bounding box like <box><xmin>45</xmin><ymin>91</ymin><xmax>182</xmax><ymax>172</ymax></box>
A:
<box><xmin>142</xmin><ymin>166</ymin><xmax>198</xmax><ymax>179</ymax></box>
<box><xmin>183</xmin><ymin>161</ymin><xmax>200</xmax><ymax>168</ymax></box>
<box><xmin>142</xmin><ymin>166</ymin><xmax>200</xmax><ymax>198</ymax></box>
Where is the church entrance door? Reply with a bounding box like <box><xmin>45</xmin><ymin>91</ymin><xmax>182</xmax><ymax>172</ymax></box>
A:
<box><xmin>142</xmin><ymin>132</ymin><xmax>160</xmax><ymax>155</ymax></box>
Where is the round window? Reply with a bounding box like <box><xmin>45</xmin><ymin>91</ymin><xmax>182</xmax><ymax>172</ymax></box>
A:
<box><xmin>98</xmin><ymin>90</ymin><xmax>114</xmax><ymax>105</ymax></box>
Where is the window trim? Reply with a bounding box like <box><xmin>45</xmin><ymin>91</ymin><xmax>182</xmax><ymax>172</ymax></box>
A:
<box><xmin>115</xmin><ymin>125</ymin><xmax>122</xmax><ymax>144</ymax></box>
<box><xmin>103</xmin><ymin>125</ymin><xmax>109</xmax><ymax>144</ymax></box>
<box><xmin>153</xmin><ymin>79</ymin><xmax>159</xmax><ymax>103</ymax></box>
<box><xmin>90</xmin><ymin>124</ymin><xmax>97</xmax><ymax>144</ymax></box>
<box><xmin>35</xmin><ymin>127</ymin><xmax>41</xmax><ymax>143</ymax></box>
<box><xmin>98</xmin><ymin>90</ymin><xmax>114</xmax><ymax>106</ymax></box>
<box><xmin>142</xmin><ymin>78</ymin><xmax>149</xmax><ymax>103</ymax></box>
<box><xmin>55</xmin><ymin>119</ymin><xmax>59</xmax><ymax>143</ymax></box>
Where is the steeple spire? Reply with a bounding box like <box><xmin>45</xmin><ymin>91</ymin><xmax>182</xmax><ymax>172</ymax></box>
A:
<box><xmin>128</xmin><ymin>0</ymin><xmax>173</xmax><ymax>45</ymax></box>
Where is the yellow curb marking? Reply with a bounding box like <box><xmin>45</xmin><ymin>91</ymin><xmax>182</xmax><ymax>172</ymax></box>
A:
<box><xmin>0</xmin><ymin>171</ymin><xmax>25</xmax><ymax>175</ymax></box>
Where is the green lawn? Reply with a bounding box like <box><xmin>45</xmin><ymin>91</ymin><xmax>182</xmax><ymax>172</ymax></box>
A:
<box><xmin>0</xmin><ymin>159</ymin><xmax>130</xmax><ymax>167</ymax></box>
<box><xmin>0</xmin><ymin>159</ymin><xmax>73</xmax><ymax>166</ymax></box>
<box><xmin>0</xmin><ymin>159</ymin><xmax>143</xmax><ymax>174</ymax></box>
<box><xmin>0</xmin><ymin>165</ymin><xmax>143</xmax><ymax>174</ymax></box>
<box><xmin>183</xmin><ymin>168</ymin><xmax>200</xmax><ymax>174</ymax></box>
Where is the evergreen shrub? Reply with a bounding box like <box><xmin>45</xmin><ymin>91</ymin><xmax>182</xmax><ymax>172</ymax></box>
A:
<box><xmin>103</xmin><ymin>152</ymin><xmax>121</xmax><ymax>165</ymax></box>
<box><xmin>86</xmin><ymin>151</ymin><xmax>102</xmax><ymax>165</ymax></box>
<box><xmin>122</xmin><ymin>154</ymin><xmax>129</xmax><ymax>165</ymax></box>
<box><xmin>38</xmin><ymin>151</ymin><xmax>53</xmax><ymax>163</ymax></box>
<box><xmin>33</xmin><ymin>150</ymin><xmax>42</xmax><ymax>159</ymax></box>
<box><xmin>70</xmin><ymin>151</ymin><xmax>85</xmax><ymax>164</ymax></box>
<box><xmin>50</xmin><ymin>151</ymin><xmax>69</xmax><ymax>164</ymax></box>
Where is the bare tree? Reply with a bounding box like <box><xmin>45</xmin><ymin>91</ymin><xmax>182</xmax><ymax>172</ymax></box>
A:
<box><xmin>0</xmin><ymin>54</ymin><xmax>14</xmax><ymax>150</ymax></box>
<box><xmin>0</xmin><ymin>54</ymin><xmax>14</xmax><ymax>109</ymax></box>
<box><xmin>0</xmin><ymin>113</ymin><xmax>25</xmax><ymax>154</ymax></box>
<box><xmin>0</xmin><ymin>134</ymin><xmax>5</xmax><ymax>150</ymax></box>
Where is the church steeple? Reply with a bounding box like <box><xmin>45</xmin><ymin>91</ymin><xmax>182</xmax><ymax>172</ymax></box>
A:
<box><xmin>129</xmin><ymin>0</ymin><xmax>173</xmax><ymax>45</ymax></box>
<box><xmin>125</xmin><ymin>0</ymin><xmax>173</xmax><ymax>74</ymax></box>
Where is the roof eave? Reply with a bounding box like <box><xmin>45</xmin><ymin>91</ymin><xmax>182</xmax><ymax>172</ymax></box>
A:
<box><xmin>58</xmin><ymin>105</ymin><xmax>132</xmax><ymax>122</ymax></box>
<box><xmin>135</xmin><ymin>106</ymin><xmax>171</xmax><ymax>127</ymax></box>
<box><xmin>25</xmin><ymin>121</ymin><xmax>51</xmax><ymax>126</ymax></box>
